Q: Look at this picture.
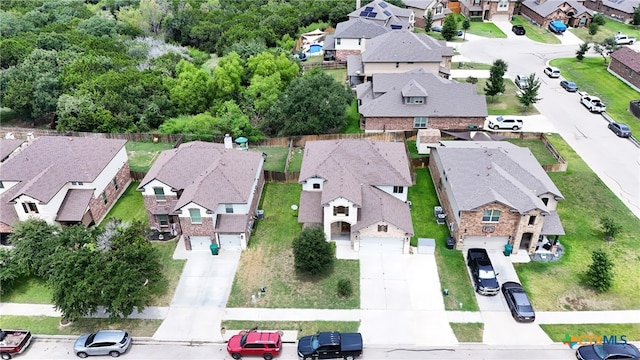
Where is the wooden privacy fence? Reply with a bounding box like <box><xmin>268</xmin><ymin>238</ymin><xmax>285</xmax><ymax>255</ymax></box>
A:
<box><xmin>302</xmin><ymin>62</ymin><xmax>347</xmax><ymax>71</ymax></box>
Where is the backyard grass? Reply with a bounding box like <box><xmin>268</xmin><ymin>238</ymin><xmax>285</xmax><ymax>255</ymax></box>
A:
<box><xmin>505</xmin><ymin>138</ymin><xmax>558</xmax><ymax>165</ymax></box>
<box><xmin>550</xmin><ymin>57</ymin><xmax>640</xmax><ymax>135</ymax></box>
<box><xmin>227</xmin><ymin>182</ymin><xmax>360</xmax><ymax>309</ymax></box>
<box><xmin>101</xmin><ymin>182</ymin><xmax>148</xmax><ymax>224</ymax></box>
<box><xmin>250</xmin><ymin>146</ymin><xmax>289</xmax><ymax>172</ymax></box>
<box><xmin>541</xmin><ymin>323</ymin><xmax>640</xmax><ymax>342</ymax></box>
<box><xmin>125</xmin><ymin>141</ymin><xmax>174</xmax><ymax>173</ymax></box>
<box><xmin>511</xmin><ymin>16</ymin><xmax>561</xmax><ymax>44</ymax></box>
<box><xmin>408</xmin><ymin>168</ymin><xmax>479</xmax><ymax>311</ymax></box>
<box><xmin>452</xmin><ymin>62</ymin><xmax>492</xmax><ymax>70</ymax></box>
<box><xmin>325</xmin><ymin>68</ymin><xmax>347</xmax><ymax>84</ymax></box>
<box><xmin>474</xmin><ymin>78</ymin><xmax>540</xmax><ymax>115</ymax></box>
<box><xmin>340</xmin><ymin>100</ymin><xmax>363</xmax><ymax>134</ymax></box>
<box><xmin>515</xmin><ymin>134</ymin><xmax>640</xmax><ymax>311</ymax></box>
<box><xmin>466</xmin><ymin>21</ymin><xmax>507</xmax><ymax>38</ymax></box>
<box><xmin>450</xmin><ymin>323</ymin><xmax>484</xmax><ymax>342</ymax></box>
<box><xmin>0</xmin><ymin>315</ymin><xmax>161</xmax><ymax>337</ymax></box>
<box><xmin>405</xmin><ymin>140</ymin><xmax>427</xmax><ymax>159</ymax></box>
<box><xmin>287</xmin><ymin>147</ymin><xmax>304</xmax><ymax>172</ymax></box>
<box><xmin>221</xmin><ymin>321</ymin><xmax>360</xmax><ymax>338</ymax></box>
<box><xmin>570</xmin><ymin>18</ymin><xmax>640</xmax><ymax>43</ymax></box>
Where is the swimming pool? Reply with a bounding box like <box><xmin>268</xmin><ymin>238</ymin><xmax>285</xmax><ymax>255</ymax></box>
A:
<box><xmin>307</xmin><ymin>44</ymin><xmax>323</xmax><ymax>53</ymax></box>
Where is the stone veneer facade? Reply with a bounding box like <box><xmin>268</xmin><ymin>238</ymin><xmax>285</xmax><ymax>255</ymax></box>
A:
<box><xmin>363</xmin><ymin>116</ymin><xmax>486</xmax><ymax>132</ymax></box>
<box><xmin>336</xmin><ymin>49</ymin><xmax>362</xmax><ymax>62</ymax></box>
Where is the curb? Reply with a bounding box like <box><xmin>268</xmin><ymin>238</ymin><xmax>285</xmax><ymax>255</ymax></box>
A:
<box><xmin>32</xmin><ymin>335</ymin><xmax>228</xmax><ymax>345</ymax></box>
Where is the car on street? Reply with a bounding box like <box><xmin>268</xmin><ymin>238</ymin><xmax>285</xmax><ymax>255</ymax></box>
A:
<box><xmin>608</xmin><ymin>122</ymin><xmax>632</xmax><ymax>138</ymax></box>
<box><xmin>488</xmin><ymin>116</ymin><xmax>523</xmax><ymax>130</ymax></box>
<box><xmin>543</xmin><ymin>66</ymin><xmax>560</xmax><ymax>78</ymax></box>
<box><xmin>0</xmin><ymin>329</ymin><xmax>32</xmax><ymax>360</ymax></box>
<box><xmin>512</xmin><ymin>25</ymin><xmax>526</xmax><ymax>35</ymax></box>
<box><xmin>466</xmin><ymin>248</ymin><xmax>499</xmax><ymax>296</ymax></box>
<box><xmin>515</xmin><ymin>74</ymin><xmax>529</xmax><ymax>89</ymax></box>
<box><xmin>560</xmin><ymin>80</ymin><xmax>578</xmax><ymax>92</ymax></box>
<box><xmin>227</xmin><ymin>329</ymin><xmax>282</xmax><ymax>360</ymax></box>
<box><xmin>576</xmin><ymin>343</ymin><xmax>640</xmax><ymax>360</ymax></box>
<box><xmin>297</xmin><ymin>331</ymin><xmax>363</xmax><ymax>360</ymax></box>
<box><xmin>73</xmin><ymin>330</ymin><xmax>131</xmax><ymax>358</ymax></box>
<box><xmin>501</xmin><ymin>282</ymin><xmax>535</xmax><ymax>323</ymax></box>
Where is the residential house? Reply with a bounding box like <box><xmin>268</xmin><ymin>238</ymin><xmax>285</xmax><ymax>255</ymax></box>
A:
<box><xmin>405</xmin><ymin>0</ymin><xmax>452</xmax><ymax>29</ymax></box>
<box><xmin>459</xmin><ymin>0</ymin><xmax>517</xmax><ymax>21</ymax></box>
<box><xmin>583</xmin><ymin>0</ymin><xmax>639</xmax><ymax>23</ymax></box>
<box><xmin>356</xmin><ymin>69</ymin><xmax>488</xmax><ymax>132</ymax></box>
<box><xmin>608</xmin><ymin>46</ymin><xmax>640</xmax><ymax>92</ymax></box>
<box><xmin>429</xmin><ymin>141</ymin><xmax>565</xmax><ymax>254</ymax></box>
<box><xmin>137</xmin><ymin>137</ymin><xmax>265</xmax><ymax>251</ymax></box>
<box><xmin>297</xmin><ymin>139</ymin><xmax>414</xmax><ymax>253</ymax></box>
<box><xmin>347</xmin><ymin>30</ymin><xmax>454</xmax><ymax>86</ymax></box>
<box><xmin>348</xmin><ymin>0</ymin><xmax>415</xmax><ymax>30</ymax></box>
<box><xmin>0</xmin><ymin>136</ymin><xmax>131</xmax><ymax>240</ymax></box>
<box><xmin>520</xmin><ymin>0</ymin><xmax>593</xmax><ymax>29</ymax></box>
<box><xmin>325</xmin><ymin>18</ymin><xmax>390</xmax><ymax>62</ymax></box>
<box><xmin>0</xmin><ymin>138</ymin><xmax>23</xmax><ymax>163</ymax></box>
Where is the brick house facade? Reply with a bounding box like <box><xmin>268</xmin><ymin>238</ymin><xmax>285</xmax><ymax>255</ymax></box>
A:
<box><xmin>583</xmin><ymin>0</ymin><xmax>638</xmax><ymax>23</ymax></box>
<box><xmin>363</xmin><ymin>116</ymin><xmax>486</xmax><ymax>132</ymax></box>
<box><xmin>608</xmin><ymin>47</ymin><xmax>640</xmax><ymax>92</ymax></box>
<box><xmin>459</xmin><ymin>0</ymin><xmax>516</xmax><ymax>21</ymax></box>
<box><xmin>519</xmin><ymin>0</ymin><xmax>592</xmax><ymax>29</ymax></box>
<box><xmin>88</xmin><ymin>163</ymin><xmax>132</xmax><ymax>226</ymax></box>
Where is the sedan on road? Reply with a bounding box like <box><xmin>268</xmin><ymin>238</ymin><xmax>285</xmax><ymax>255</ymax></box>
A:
<box><xmin>74</xmin><ymin>330</ymin><xmax>131</xmax><ymax>358</ymax></box>
<box><xmin>576</xmin><ymin>343</ymin><xmax>640</xmax><ymax>360</ymax></box>
<box><xmin>560</xmin><ymin>80</ymin><xmax>578</xmax><ymax>92</ymax></box>
<box><xmin>608</xmin><ymin>122</ymin><xmax>632</xmax><ymax>138</ymax></box>
<box><xmin>501</xmin><ymin>282</ymin><xmax>535</xmax><ymax>323</ymax></box>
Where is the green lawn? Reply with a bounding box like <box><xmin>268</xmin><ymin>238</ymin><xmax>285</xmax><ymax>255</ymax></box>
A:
<box><xmin>550</xmin><ymin>57</ymin><xmax>640</xmax><ymax>135</ymax></box>
<box><xmin>506</xmin><ymin>138</ymin><xmax>558</xmax><ymax>165</ymax></box>
<box><xmin>406</xmin><ymin>140</ymin><xmax>427</xmax><ymax>159</ymax></box>
<box><xmin>125</xmin><ymin>141</ymin><xmax>174</xmax><ymax>173</ymax></box>
<box><xmin>541</xmin><ymin>324</ymin><xmax>640</xmax><ymax>342</ymax></box>
<box><xmin>473</xmin><ymin>78</ymin><xmax>540</xmax><ymax>115</ymax></box>
<box><xmin>0</xmin><ymin>277</ymin><xmax>51</xmax><ymax>303</ymax></box>
<box><xmin>511</xmin><ymin>16</ymin><xmax>561</xmax><ymax>44</ymax></box>
<box><xmin>101</xmin><ymin>182</ymin><xmax>148</xmax><ymax>224</ymax></box>
<box><xmin>227</xmin><ymin>183</ymin><xmax>360</xmax><ymax>309</ymax></box>
<box><xmin>452</xmin><ymin>62</ymin><xmax>492</xmax><ymax>70</ymax></box>
<box><xmin>515</xmin><ymin>134</ymin><xmax>640</xmax><ymax>311</ymax></box>
<box><xmin>221</xmin><ymin>321</ymin><xmax>360</xmax><ymax>339</ymax></box>
<box><xmin>570</xmin><ymin>18</ymin><xmax>640</xmax><ymax>43</ymax></box>
<box><xmin>0</xmin><ymin>315</ymin><xmax>161</xmax><ymax>337</ymax></box>
<box><xmin>340</xmin><ymin>100</ymin><xmax>363</xmax><ymax>134</ymax></box>
<box><xmin>450</xmin><ymin>323</ymin><xmax>484</xmax><ymax>342</ymax></box>
<box><xmin>251</xmin><ymin>146</ymin><xmax>289</xmax><ymax>172</ymax></box>
<box><xmin>408</xmin><ymin>168</ymin><xmax>479</xmax><ymax>311</ymax></box>
<box><xmin>325</xmin><ymin>68</ymin><xmax>347</xmax><ymax>84</ymax></box>
<box><xmin>466</xmin><ymin>21</ymin><xmax>507</xmax><ymax>38</ymax></box>
<box><xmin>288</xmin><ymin>147</ymin><xmax>304</xmax><ymax>172</ymax></box>
<box><xmin>0</xmin><ymin>107</ymin><xmax>20</xmax><ymax>124</ymax></box>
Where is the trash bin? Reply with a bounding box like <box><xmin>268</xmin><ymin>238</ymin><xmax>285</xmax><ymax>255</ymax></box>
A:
<box><xmin>446</xmin><ymin>237</ymin><xmax>455</xmax><ymax>250</ymax></box>
<box><xmin>210</xmin><ymin>243</ymin><xmax>219</xmax><ymax>256</ymax></box>
<box><xmin>503</xmin><ymin>243</ymin><xmax>513</xmax><ymax>257</ymax></box>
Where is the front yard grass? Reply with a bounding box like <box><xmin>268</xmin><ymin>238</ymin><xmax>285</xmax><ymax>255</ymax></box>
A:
<box><xmin>450</xmin><ymin>323</ymin><xmax>484</xmax><ymax>342</ymax></box>
<box><xmin>541</xmin><ymin>324</ymin><xmax>640</xmax><ymax>342</ymax></box>
<box><xmin>452</xmin><ymin>62</ymin><xmax>492</xmax><ymax>70</ymax></box>
<box><xmin>511</xmin><ymin>16</ymin><xmax>561</xmax><ymax>44</ymax></box>
<box><xmin>466</xmin><ymin>21</ymin><xmax>507</xmax><ymax>38</ymax></box>
<box><xmin>506</xmin><ymin>138</ymin><xmax>558</xmax><ymax>165</ymax></box>
<box><xmin>409</xmin><ymin>168</ymin><xmax>479</xmax><ymax>311</ymax></box>
<box><xmin>570</xmin><ymin>18</ymin><xmax>640</xmax><ymax>43</ymax></box>
<box><xmin>227</xmin><ymin>182</ymin><xmax>360</xmax><ymax>309</ymax></box>
<box><xmin>125</xmin><ymin>141</ymin><xmax>174</xmax><ymax>173</ymax></box>
<box><xmin>0</xmin><ymin>316</ymin><xmax>161</xmax><ymax>337</ymax></box>
<box><xmin>221</xmin><ymin>321</ymin><xmax>360</xmax><ymax>339</ymax></box>
<box><xmin>101</xmin><ymin>182</ymin><xmax>148</xmax><ymax>224</ymax></box>
<box><xmin>515</xmin><ymin>134</ymin><xmax>640</xmax><ymax>311</ymax></box>
<box><xmin>473</xmin><ymin>78</ymin><xmax>540</xmax><ymax>115</ymax></box>
<box><xmin>0</xmin><ymin>277</ymin><xmax>51</xmax><ymax>304</ymax></box>
<box><xmin>251</xmin><ymin>146</ymin><xmax>289</xmax><ymax>172</ymax></box>
<box><xmin>550</xmin><ymin>57</ymin><xmax>640</xmax><ymax>136</ymax></box>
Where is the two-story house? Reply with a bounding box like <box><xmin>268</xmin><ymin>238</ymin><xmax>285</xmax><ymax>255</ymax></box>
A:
<box><xmin>404</xmin><ymin>0</ymin><xmax>452</xmax><ymax>29</ymax></box>
<box><xmin>356</xmin><ymin>69</ymin><xmax>488</xmax><ymax>132</ymax></box>
<box><xmin>520</xmin><ymin>0</ymin><xmax>593</xmax><ymax>29</ymax></box>
<box><xmin>324</xmin><ymin>18</ymin><xmax>390</xmax><ymax>62</ymax></box>
<box><xmin>459</xmin><ymin>0</ymin><xmax>517</xmax><ymax>21</ymax></box>
<box><xmin>583</xmin><ymin>0</ymin><xmax>639</xmax><ymax>23</ymax></box>
<box><xmin>138</xmin><ymin>138</ymin><xmax>265</xmax><ymax>251</ymax></box>
<box><xmin>349</xmin><ymin>0</ymin><xmax>415</xmax><ymax>30</ymax></box>
<box><xmin>429</xmin><ymin>141</ymin><xmax>565</xmax><ymax>254</ymax></box>
<box><xmin>0</xmin><ymin>136</ymin><xmax>131</xmax><ymax>240</ymax></box>
<box><xmin>297</xmin><ymin>139</ymin><xmax>414</xmax><ymax>253</ymax></box>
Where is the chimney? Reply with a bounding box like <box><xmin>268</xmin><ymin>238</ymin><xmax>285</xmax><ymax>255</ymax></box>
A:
<box><xmin>224</xmin><ymin>134</ymin><xmax>233</xmax><ymax>149</ymax></box>
<box><xmin>356</xmin><ymin>0</ymin><xmax>361</xmax><ymax>10</ymax></box>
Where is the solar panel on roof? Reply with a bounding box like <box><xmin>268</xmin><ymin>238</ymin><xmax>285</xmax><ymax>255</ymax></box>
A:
<box><xmin>360</xmin><ymin>11</ymin><xmax>369</xmax><ymax>16</ymax></box>
<box><xmin>383</xmin><ymin>10</ymin><xmax>391</xmax><ymax>16</ymax></box>
<box><xmin>380</xmin><ymin>1</ymin><xmax>388</xmax><ymax>7</ymax></box>
<box><xmin>365</xmin><ymin>6</ymin><xmax>374</xmax><ymax>11</ymax></box>
<box><xmin>369</xmin><ymin>12</ymin><xmax>377</xmax><ymax>17</ymax></box>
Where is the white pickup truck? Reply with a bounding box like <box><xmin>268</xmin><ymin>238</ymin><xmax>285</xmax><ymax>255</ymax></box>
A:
<box><xmin>579</xmin><ymin>92</ymin><xmax>606</xmax><ymax>113</ymax></box>
<box><xmin>614</xmin><ymin>34</ymin><xmax>636</xmax><ymax>45</ymax></box>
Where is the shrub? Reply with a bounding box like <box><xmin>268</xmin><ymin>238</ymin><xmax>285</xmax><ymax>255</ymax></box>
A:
<box><xmin>600</xmin><ymin>216</ymin><xmax>622</xmax><ymax>240</ymax></box>
<box><xmin>466</xmin><ymin>76</ymin><xmax>478</xmax><ymax>84</ymax></box>
<box><xmin>292</xmin><ymin>227</ymin><xmax>334</xmax><ymax>275</ymax></box>
<box><xmin>588</xmin><ymin>23</ymin><xmax>599</xmax><ymax>35</ymax></box>
<box><xmin>585</xmin><ymin>250</ymin><xmax>614</xmax><ymax>292</ymax></box>
<box><xmin>337</xmin><ymin>278</ymin><xmax>353</xmax><ymax>297</ymax></box>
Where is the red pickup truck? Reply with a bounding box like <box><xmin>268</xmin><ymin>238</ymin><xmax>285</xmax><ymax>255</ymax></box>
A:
<box><xmin>0</xmin><ymin>330</ymin><xmax>32</xmax><ymax>359</ymax></box>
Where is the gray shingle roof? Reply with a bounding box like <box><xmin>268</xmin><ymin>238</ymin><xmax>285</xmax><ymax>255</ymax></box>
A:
<box><xmin>139</xmin><ymin>141</ymin><xmax>264</xmax><ymax>212</ymax></box>
<box><xmin>215</xmin><ymin>213</ymin><xmax>250</xmax><ymax>233</ymax></box>
<box><xmin>334</xmin><ymin>18</ymin><xmax>390</xmax><ymax>39</ymax></box>
<box><xmin>56</xmin><ymin>189</ymin><xmax>94</xmax><ymax>222</ymax></box>
<box><xmin>403</xmin><ymin>0</ymin><xmax>433</xmax><ymax>10</ymax></box>
<box><xmin>611</xmin><ymin>46</ymin><xmax>640</xmax><ymax>72</ymax></box>
<box><xmin>347</xmin><ymin>54</ymin><xmax>364</xmax><ymax>76</ymax></box>
<box><xmin>357</xmin><ymin>69</ymin><xmax>487</xmax><ymax>117</ymax></box>
<box><xmin>542</xmin><ymin>211</ymin><xmax>565</xmax><ymax>235</ymax></box>
<box><xmin>352</xmin><ymin>184</ymin><xmax>414</xmax><ymax>235</ymax></box>
<box><xmin>362</xmin><ymin>30</ymin><xmax>453</xmax><ymax>62</ymax></box>
<box><xmin>433</xmin><ymin>143</ymin><xmax>563</xmax><ymax>214</ymax></box>
<box><xmin>598</xmin><ymin>0</ymin><xmax>639</xmax><ymax>13</ymax></box>
<box><xmin>348</xmin><ymin>0</ymin><xmax>414</xmax><ymax>28</ymax></box>
<box><xmin>522</xmin><ymin>0</ymin><xmax>591</xmax><ymax>17</ymax></box>
<box><xmin>0</xmin><ymin>139</ymin><xmax>24</xmax><ymax>162</ymax></box>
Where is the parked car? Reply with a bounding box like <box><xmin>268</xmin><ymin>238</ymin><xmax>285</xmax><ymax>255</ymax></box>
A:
<box><xmin>488</xmin><ymin>116</ymin><xmax>523</xmax><ymax>130</ymax></box>
<box><xmin>73</xmin><ymin>330</ymin><xmax>131</xmax><ymax>358</ymax></box>
<box><xmin>0</xmin><ymin>329</ymin><xmax>32</xmax><ymax>360</ymax></box>
<box><xmin>431</xmin><ymin>25</ymin><xmax>442</xmax><ymax>32</ymax></box>
<box><xmin>501</xmin><ymin>282</ymin><xmax>535</xmax><ymax>323</ymax></box>
<box><xmin>297</xmin><ymin>331</ymin><xmax>363</xmax><ymax>360</ymax></box>
<box><xmin>512</xmin><ymin>25</ymin><xmax>526</xmax><ymax>35</ymax></box>
<box><xmin>560</xmin><ymin>80</ymin><xmax>578</xmax><ymax>92</ymax></box>
<box><xmin>576</xmin><ymin>343</ymin><xmax>640</xmax><ymax>360</ymax></box>
<box><xmin>457</xmin><ymin>30</ymin><xmax>463</xmax><ymax>37</ymax></box>
<box><xmin>227</xmin><ymin>329</ymin><xmax>282</xmax><ymax>360</ymax></box>
<box><xmin>466</xmin><ymin>248</ymin><xmax>499</xmax><ymax>296</ymax></box>
<box><xmin>543</xmin><ymin>66</ymin><xmax>560</xmax><ymax>78</ymax></box>
<box><xmin>608</xmin><ymin>122</ymin><xmax>632</xmax><ymax>138</ymax></box>
<box><xmin>580</xmin><ymin>93</ymin><xmax>606</xmax><ymax>113</ymax></box>
<box><xmin>515</xmin><ymin>74</ymin><xmax>529</xmax><ymax>89</ymax></box>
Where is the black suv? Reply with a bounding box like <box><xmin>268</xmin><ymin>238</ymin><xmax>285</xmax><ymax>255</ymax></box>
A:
<box><xmin>512</xmin><ymin>25</ymin><xmax>526</xmax><ymax>35</ymax></box>
<box><xmin>467</xmin><ymin>248</ymin><xmax>499</xmax><ymax>296</ymax></box>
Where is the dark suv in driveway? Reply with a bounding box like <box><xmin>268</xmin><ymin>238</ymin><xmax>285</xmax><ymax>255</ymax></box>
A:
<box><xmin>512</xmin><ymin>25</ymin><xmax>526</xmax><ymax>35</ymax></box>
<box><xmin>467</xmin><ymin>248</ymin><xmax>499</xmax><ymax>296</ymax></box>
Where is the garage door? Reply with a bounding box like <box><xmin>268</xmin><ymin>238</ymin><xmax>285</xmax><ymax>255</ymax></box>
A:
<box><xmin>190</xmin><ymin>236</ymin><xmax>212</xmax><ymax>251</ymax></box>
<box><xmin>491</xmin><ymin>14</ymin><xmax>510</xmax><ymax>22</ymax></box>
<box><xmin>359</xmin><ymin>237</ymin><xmax>404</xmax><ymax>253</ymax></box>
<box><xmin>218</xmin><ymin>234</ymin><xmax>242</xmax><ymax>250</ymax></box>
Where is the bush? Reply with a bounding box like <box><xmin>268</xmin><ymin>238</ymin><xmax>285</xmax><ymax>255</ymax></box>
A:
<box><xmin>585</xmin><ymin>250</ymin><xmax>614</xmax><ymax>292</ymax></box>
<box><xmin>466</xmin><ymin>76</ymin><xmax>478</xmax><ymax>84</ymax></box>
<box><xmin>292</xmin><ymin>227</ymin><xmax>334</xmax><ymax>275</ymax></box>
<box><xmin>589</xmin><ymin>23</ymin><xmax>599</xmax><ymax>35</ymax></box>
<box><xmin>337</xmin><ymin>278</ymin><xmax>353</xmax><ymax>297</ymax></box>
<box><xmin>600</xmin><ymin>216</ymin><xmax>622</xmax><ymax>240</ymax></box>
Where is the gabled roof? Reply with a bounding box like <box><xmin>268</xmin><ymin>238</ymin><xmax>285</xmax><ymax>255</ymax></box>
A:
<box><xmin>138</xmin><ymin>141</ymin><xmax>263</xmax><ymax>212</ymax></box>
<box><xmin>362</xmin><ymin>30</ymin><xmax>453</xmax><ymax>63</ymax></box>
<box><xmin>348</xmin><ymin>0</ymin><xmax>414</xmax><ymax>28</ymax></box>
<box><xmin>334</xmin><ymin>18</ymin><xmax>390</xmax><ymax>39</ymax></box>
<box><xmin>599</xmin><ymin>0</ymin><xmax>639</xmax><ymax>13</ymax></box>
<box><xmin>357</xmin><ymin>69</ymin><xmax>487</xmax><ymax>117</ymax></box>
<box><xmin>432</xmin><ymin>142</ymin><xmax>563</xmax><ymax>214</ymax></box>
<box><xmin>611</xmin><ymin>46</ymin><xmax>640</xmax><ymax>72</ymax></box>
<box><xmin>522</xmin><ymin>0</ymin><xmax>592</xmax><ymax>17</ymax></box>
<box><xmin>0</xmin><ymin>136</ymin><xmax>127</xmax><ymax>203</ymax></box>
<box><xmin>56</xmin><ymin>189</ymin><xmax>94</xmax><ymax>222</ymax></box>
<box><xmin>0</xmin><ymin>139</ymin><xmax>24</xmax><ymax>162</ymax></box>
<box><xmin>352</xmin><ymin>185</ymin><xmax>414</xmax><ymax>235</ymax></box>
<box><xmin>403</xmin><ymin>0</ymin><xmax>434</xmax><ymax>10</ymax></box>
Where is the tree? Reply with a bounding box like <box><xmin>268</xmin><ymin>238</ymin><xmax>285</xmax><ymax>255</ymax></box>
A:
<box><xmin>9</xmin><ymin>219</ymin><xmax>61</xmax><ymax>278</ymax></box>
<box><xmin>585</xmin><ymin>250</ymin><xmax>614</xmax><ymax>292</ymax></box>
<box><xmin>212</xmin><ymin>51</ymin><xmax>245</xmax><ymax>102</ymax></box>
<box><xmin>576</xmin><ymin>43</ymin><xmax>590</xmax><ymax>61</ymax></box>
<box><xmin>425</xmin><ymin>10</ymin><xmax>434</xmax><ymax>32</ymax></box>
<box><xmin>633</xmin><ymin>6</ymin><xmax>640</xmax><ymax>26</ymax></box>
<box><xmin>0</xmin><ymin>249</ymin><xmax>25</xmax><ymax>295</ymax></box>
<box><xmin>593</xmin><ymin>38</ymin><xmax>620</xmax><ymax>64</ymax></box>
<box><xmin>484</xmin><ymin>59</ymin><xmax>508</xmax><ymax>101</ymax></box>
<box><xmin>441</xmin><ymin>14</ymin><xmax>457</xmax><ymax>41</ymax></box>
<box><xmin>516</xmin><ymin>73</ymin><xmax>542</xmax><ymax>110</ymax></box>
<box><xmin>462</xmin><ymin>17</ymin><xmax>471</xmax><ymax>40</ymax></box>
<box><xmin>588</xmin><ymin>22</ymin><xmax>599</xmax><ymax>36</ymax></box>
<box><xmin>292</xmin><ymin>227</ymin><xmax>334</xmax><ymax>276</ymax></box>
<box><xmin>592</xmin><ymin>13</ymin><xmax>606</xmax><ymax>26</ymax></box>
<box><xmin>600</xmin><ymin>216</ymin><xmax>622</xmax><ymax>240</ymax></box>
<box><xmin>165</xmin><ymin>59</ymin><xmax>214</xmax><ymax>115</ymax></box>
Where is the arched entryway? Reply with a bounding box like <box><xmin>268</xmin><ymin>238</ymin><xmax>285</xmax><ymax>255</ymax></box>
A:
<box><xmin>330</xmin><ymin>221</ymin><xmax>351</xmax><ymax>241</ymax></box>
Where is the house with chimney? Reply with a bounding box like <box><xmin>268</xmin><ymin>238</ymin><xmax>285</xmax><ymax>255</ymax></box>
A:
<box><xmin>520</xmin><ymin>0</ymin><xmax>593</xmax><ymax>29</ymax></box>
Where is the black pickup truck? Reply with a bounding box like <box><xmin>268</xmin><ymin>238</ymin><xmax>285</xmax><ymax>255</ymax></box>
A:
<box><xmin>467</xmin><ymin>248</ymin><xmax>499</xmax><ymax>296</ymax></box>
<box><xmin>297</xmin><ymin>331</ymin><xmax>362</xmax><ymax>360</ymax></box>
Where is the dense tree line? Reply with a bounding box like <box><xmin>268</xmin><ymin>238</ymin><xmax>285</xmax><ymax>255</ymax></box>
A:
<box><xmin>0</xmin><ymin>0</ymin><xmax>355</xmax><ymax>137</ymax></box>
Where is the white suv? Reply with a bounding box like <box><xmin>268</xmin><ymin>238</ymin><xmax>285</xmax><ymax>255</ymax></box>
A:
<box><xmin>515</xmin><ymin>74</ymin><xmax>529</xmax><ymax>89</ymax></box>
<box><xmin>488</xmin><ymin>116</ymin><xmax>523</xmax><ymax>130</ymax></box>
<box><xmin>543</xmin><ymin>66</ymin><xmax>560</xmax><ymax>78</ymax></box>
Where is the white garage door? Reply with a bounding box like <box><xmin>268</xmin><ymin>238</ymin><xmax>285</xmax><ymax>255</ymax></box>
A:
<box><xmin>190</xmin><ymin>236</ymin><xmax>212</xmax><ymax>251</ymax></box>
<box><xmin>359</xmin><ymin>237</ymin><xmax>403</xmax><ymax>253</ymax></box>
<box><xmin>491</xmin><ymin>14</ymin><xmax>510</xmax><ymax>22</ymax></box>
<box><xmin>218</xmin><ymin>234</ymin><xmax>242</xmax><ymax>250</ymax></box>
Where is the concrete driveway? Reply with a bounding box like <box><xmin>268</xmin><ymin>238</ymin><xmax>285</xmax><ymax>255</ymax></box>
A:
<box><xmin>359</xmin><ymin>253</ymin><xmax>457</xmax><ymax>346</ymax></box>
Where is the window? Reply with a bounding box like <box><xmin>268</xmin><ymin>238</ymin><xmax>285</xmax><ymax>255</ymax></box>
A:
<box><xmin>22</xmin><ymin>202</ymin><xmax>39</xmax><ymax>214</ymax></box>
<box><xmin>101</xmin><ymin>191</ymin><xmax>108</xmax><ymax>204</ymax></box>
<box><xmin>498</xmin><ymin>0</ymin><xmax>508</xmax><ymax>9</ymax></box>
<box><xmin>154</xmin><ymin>187</ymin><xmax>166</xmax><ymax>201</ymax></box>
<box><xmin>336</xmin><ymin>38</ymin><xmax>341</xmax><ymax>45</ymax></box>
<box><xmin>378</xmin><ymin>224</ymin><xmax>388</xmax><ymax>232</ymax></box>
<box><xmin>435</xmin><ymin>5</ymin><xmax>442</xmax><ymax>14</ymax></box>
<box><xmin>333</xmin><ymin>206</ymin><xmax>349</xmax><ymax>216</ymax></box>
<box><xmin>71</xmin><ymin>181</ymin><xmax>84</xmax><ymax>185</ymax></box>
<box><xmin>0</xmin><ymin>181</ymin><xmax>4</xmax><ymax>188</ymax></box>
<box><xmin>313</xmin><ymin>183</ymin><xmax>320</xmax><ymax>189</ymax></box>
<box><xmin>528</xmin><ymin>216</ymin><xmax>536</xmax><ymax>226</ymax></box>
<box><xmin>541</xmin><ymin>198</ymin><xmax>549</xmax><ymax>206</ymax></box>
<box><xmin>414</xmin><ymin>117</ymin><xmax>427</xmax><ymax>128</ymax></box>
<box><xmin>395</xmin><ymin>62</ymin><xmax>399</xmax><ymax>68</ymax></box>
<box><xmin>358</xmin><ymin>38</ymin><xmax>361</xmax><ymax>45</ymax></box>
<box><xmin>405</xmin><ymin>96</ymin><xmax>424</xmax><ymax>104</ymax></box>
<box><xmin>482</xmin><ymin>209</ymin><xmax>501</xmax><ymax>222</ymax></box>
<box><xmin>225</xmin><ymin>204</ymin><xmax>234</xmax><ymax>214</ymax></box>
<box><xmin>473</xmin><ymin>0</ymin><xmax>480</xmax><ymax>5</ymax></box>
<box><xmin>189</xmin><ymin>209</ymin><xmax>202</xmax><ymax>224</ymax></box>
<box><xmin>112</xmin><ymin>178</ymin><xmax>119</xmax><ymax>191</ymax></box>
<box><xmin>158</xmin><ymin>214</ymin><xmax>169</xmax><ymax>226</ymax></box>
<box><xmin>393</xmin><ymin>186</ymin><xmax>404</xmax><ymax>194</ymax></box>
